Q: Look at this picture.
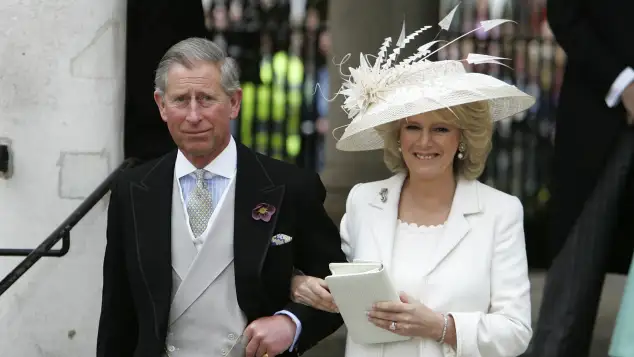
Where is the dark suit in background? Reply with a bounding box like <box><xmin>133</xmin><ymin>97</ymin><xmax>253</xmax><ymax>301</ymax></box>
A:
<box><xmin>547</xmin><ymin>0</ymin><xmax>634</xmax><ymax>273</ymax></box>
<box><xmin>525</xmin><ymin>0</ymin><xmax>634</xmax><ymax>355</ymax></box>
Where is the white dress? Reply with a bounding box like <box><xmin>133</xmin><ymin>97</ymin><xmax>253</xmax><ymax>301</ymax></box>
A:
<box><xmin>380</xmin><ymin>219</ymin><xmax>449</xmax><ymax>357</ymax></box>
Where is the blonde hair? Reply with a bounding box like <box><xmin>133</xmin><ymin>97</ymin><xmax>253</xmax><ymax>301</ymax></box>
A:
<box><xmin>376</xmin><ymin>101</ymin><xmax>493</xmax><ymax>180</ymax></box>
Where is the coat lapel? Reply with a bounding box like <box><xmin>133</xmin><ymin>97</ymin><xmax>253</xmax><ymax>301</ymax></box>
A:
<box><xmin>420</xmin><ymin>178</ymin><xmax>481</xmax><ymax>276</ymax></box>
<box><xmin>170</xmin><ymin>178</ymin><xmax>197</xmax><ymax>281</ymax></box>
<box><xmin>233</xmin><ymin>144</ymin><xmax>285</xmax><ymax>320</ymax></box>
<box><xmin>367</xmin><ymin>173</ymin><xmax>406</xmax><ymax>269</ymax></box>
<box><xmin>129</xmin><ymin>151</ymin><xmax>176</xmax><ymax>334</ymax></box>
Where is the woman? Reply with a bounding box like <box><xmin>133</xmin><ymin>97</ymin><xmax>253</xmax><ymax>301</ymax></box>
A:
<box><xmin>291</xmin><ymin>7</ymin><xmax>536</xmax><ymax>357</ymax></box>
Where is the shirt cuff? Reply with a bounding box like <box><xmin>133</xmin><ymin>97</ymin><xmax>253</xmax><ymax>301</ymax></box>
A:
<box><xmin>606</xmin><ymin>67</ymin><xmax>634</xmax><ymax>108</ymax></box>
<box><xmin>275</xmin><ymin>310</ymin><xmax>302</xmax><ymax>351</ymax></box>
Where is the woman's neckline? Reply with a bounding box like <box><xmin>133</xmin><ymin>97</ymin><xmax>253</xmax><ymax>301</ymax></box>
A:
<box><xmin>397</xmin><ymin>218</ymin><xmax>446</xmax><ymax>230</ymax></box>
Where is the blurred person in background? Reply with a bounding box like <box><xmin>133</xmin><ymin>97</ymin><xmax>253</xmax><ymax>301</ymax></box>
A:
<box><xmin>523</xmin><ymin>0</ymin><xmax>634</xmax><ymax>356</ymax></box>
<box><xmin>315</xmin><ymin>29</ymin><xmax>331</xmax><ymax>172</ymax></box>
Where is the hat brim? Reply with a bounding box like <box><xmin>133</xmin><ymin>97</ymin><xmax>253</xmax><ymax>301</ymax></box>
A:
<box><xmin>335</xmin><ymin>73</ymin><xmax>536</xmax><ymax>152</ymax></box>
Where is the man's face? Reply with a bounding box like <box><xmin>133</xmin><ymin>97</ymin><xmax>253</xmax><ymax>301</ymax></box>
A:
<box><xmin>154</xmin><ymin>61</ymin><xmax>241</xmax><ymax>162</ymax></box>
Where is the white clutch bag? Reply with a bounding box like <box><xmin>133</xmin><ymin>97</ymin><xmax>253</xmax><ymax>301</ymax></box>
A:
<box><xmin>325</xmin><ymin>261</ymin><xmax>411</xmax><ymax>345</ymax></box>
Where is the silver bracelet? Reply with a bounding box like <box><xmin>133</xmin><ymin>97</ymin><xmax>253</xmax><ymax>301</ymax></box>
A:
<box><xmin>437</xmin><ymin>313</ymin><xmax>448</xmax><ymax>344</ymax></box>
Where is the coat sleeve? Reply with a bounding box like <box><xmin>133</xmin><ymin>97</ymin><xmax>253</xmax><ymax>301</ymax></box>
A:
<box><xmin>96</xmin><ymin>178</ymin><xmax>139</xmax><ymax>357</ymax></box>
<box><xmin>447</xmin><ymin>197</ymin><xmax>532</xmax><ymax>357</ymax></box>
<box><xmin>282</xmin><ymin>171</ymin><xmax>347</xmax><ymax>354</ymax></box>
<box><xmin>547</xmin><ymin>0</ymin><xmax>627</xmax><ymax>97</ymax></box>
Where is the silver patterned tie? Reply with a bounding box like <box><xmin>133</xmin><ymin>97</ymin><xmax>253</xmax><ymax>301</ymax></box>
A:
<box><xmin>186</xmin><ymin>169</ymin><xmax>213</xmax><ymax>238</ymax></box>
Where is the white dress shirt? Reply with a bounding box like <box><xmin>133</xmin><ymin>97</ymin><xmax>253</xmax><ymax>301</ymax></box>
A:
<box><xmin>175</xmin><ymin>137</ymin><xmax>237</xmax><ymax>249</ymax></box>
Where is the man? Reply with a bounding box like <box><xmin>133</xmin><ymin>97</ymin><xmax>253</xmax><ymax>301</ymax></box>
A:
<box><xmin>97</xmin><ymin>37</ymin><xmax>346</xmax><ymax>357</ymax></box>
<box><xmin>525</xmin><ymin>0</ymin><xmax>634</xmax><ymax>356</ymax></box>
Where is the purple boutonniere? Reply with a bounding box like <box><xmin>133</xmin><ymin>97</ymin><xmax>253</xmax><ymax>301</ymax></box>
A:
<box><xmin>252</xmin><ymin>203</ymin><xmax>276</xmax><ymax>222</ymax></box>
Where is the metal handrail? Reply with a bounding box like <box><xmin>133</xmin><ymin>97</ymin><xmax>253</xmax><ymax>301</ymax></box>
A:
<box><xmin>0</xmin><ymin>158</ymin><xmax>138</xmax><ymax>297</ymax></box>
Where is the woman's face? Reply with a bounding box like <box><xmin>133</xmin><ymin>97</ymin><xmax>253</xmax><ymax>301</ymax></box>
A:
<box><xmin>399</xmin><ymin>111</ymin><xmax>461</xmax><ymax>181</ymax></box>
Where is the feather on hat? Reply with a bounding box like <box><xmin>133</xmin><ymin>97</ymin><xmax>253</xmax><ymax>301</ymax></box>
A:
<box><xmin>329</xmin><ymin>3</ymin><xmax>536</xmax><ymax>152</ymax></box>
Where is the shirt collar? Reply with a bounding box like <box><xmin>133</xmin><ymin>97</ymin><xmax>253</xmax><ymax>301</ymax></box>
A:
<box><xmin>175</xmin><ymin>136</ymin><xmax>237</xmax><ymax>180</ymax></box>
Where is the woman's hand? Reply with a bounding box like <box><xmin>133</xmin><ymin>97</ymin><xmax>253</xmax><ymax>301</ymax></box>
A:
<box><xmin>290</xmin><ymin>275</ymin><xmax>339</xmax><ymax>313</ymax></box>
<box><xmin>368</xmin><ymin>292</ymin><xmax>445</xmax><ymax>340</ymax></box>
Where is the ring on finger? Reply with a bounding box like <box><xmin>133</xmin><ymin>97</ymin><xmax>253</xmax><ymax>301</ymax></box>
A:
<box><xmin>389</xmin><ymin>321</ymin><xmax>397</xmax><ymax>331</ymax></box>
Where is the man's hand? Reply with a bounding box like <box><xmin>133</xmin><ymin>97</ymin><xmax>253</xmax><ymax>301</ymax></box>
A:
<box><xmin>244</xmin><ymin>315</ymin><xmax>296</xmax><ymax>357</ymax></box>
<box><xmin>623</xmin><ymin>82</ymin><xmax>634</xmax><ymax>124</ymax></box>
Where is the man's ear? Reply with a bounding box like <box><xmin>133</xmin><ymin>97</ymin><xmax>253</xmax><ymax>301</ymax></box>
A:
<box><xmin>154</xmin><ymin>90</ymin><xmax>168</xmax><ymax>123</ymax></box>
<box><xmin>229</xmin><ymin>88</ymin><xmax>243</xmax><ymax>120</ymax></box>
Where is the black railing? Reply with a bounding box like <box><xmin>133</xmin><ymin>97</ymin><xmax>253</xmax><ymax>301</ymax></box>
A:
<box><xmin>0</xmin><ymin>232</ymin><xmax>70</xmax><ymax>258</ymax></box>
<box><xmin>0</xmin><ymin>158</ymin><xmax>138</xmax><ymax>297</ymax></box>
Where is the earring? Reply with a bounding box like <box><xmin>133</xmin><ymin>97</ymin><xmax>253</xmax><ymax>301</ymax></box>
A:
<box><xmin>397</xmin><ymin>140</ymin><xmax>402</xmax><ymax>152</ymax></box>
<box><xmin>457</xmin><ymin>142</ymin><xmax>466</xmax><ymax>160</ymax></box>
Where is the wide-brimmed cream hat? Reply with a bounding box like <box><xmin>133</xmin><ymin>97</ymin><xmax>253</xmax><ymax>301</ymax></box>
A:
<box><xmin>332</xmin><ymin>4</ymin><xmax>536</xmax><ymax>152</ymax></box>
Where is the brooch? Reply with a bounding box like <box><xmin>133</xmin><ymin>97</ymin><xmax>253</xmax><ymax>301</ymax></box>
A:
<box><xmin>379</xmin><ymin>188</ymin><xmax>388</xmax><ymax>203</ymax></box>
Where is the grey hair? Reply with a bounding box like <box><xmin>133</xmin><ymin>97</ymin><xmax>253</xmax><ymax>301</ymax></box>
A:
<box><xmin>154</xmin><ymin>37</ymin><xmax>240</xmax><ymax>96</ymax></box>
